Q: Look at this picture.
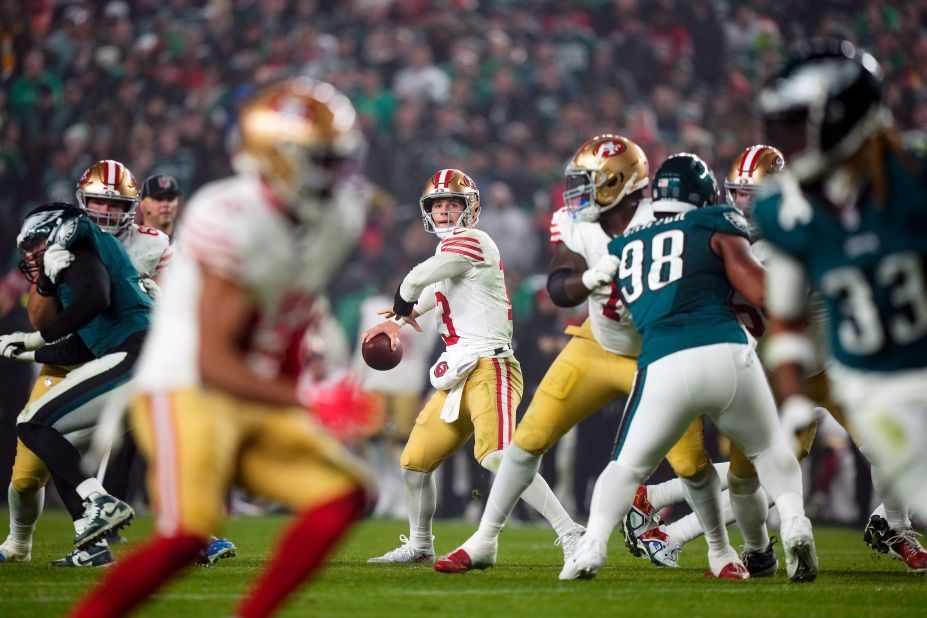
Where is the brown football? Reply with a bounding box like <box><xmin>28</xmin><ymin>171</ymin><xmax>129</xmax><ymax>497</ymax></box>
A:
<box><xmin>362</xmin><ymin>332</ymin><xmax>403</xmax><ymax>371</ymax></box>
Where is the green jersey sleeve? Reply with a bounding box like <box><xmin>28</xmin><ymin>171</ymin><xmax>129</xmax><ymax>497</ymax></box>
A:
<box><xmin>692</xmin><ymin>205</ymin><xmax>751</xmax><ymax>240</ymax></box>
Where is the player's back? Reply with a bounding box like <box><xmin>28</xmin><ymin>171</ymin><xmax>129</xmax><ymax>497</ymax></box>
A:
<box><xmin>754</xmin><ymin>148</ymin><xmax>927</xmax><ymax>372</ymax></box>
<box><xmin>608</xmin><ymin>203</ymin><xmax>750</xmax><ymax>367</ymax></box>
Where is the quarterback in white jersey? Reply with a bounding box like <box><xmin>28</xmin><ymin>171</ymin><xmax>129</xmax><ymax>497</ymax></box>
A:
<box><xmin>366</xmin><ymin>168</ymin><xmax>584</xmax><ymax>568</ymax></box>
<box><xmin>73</xmin><ymin>79</ymin><xmax>374</xmax><ymax>618</ymax></box>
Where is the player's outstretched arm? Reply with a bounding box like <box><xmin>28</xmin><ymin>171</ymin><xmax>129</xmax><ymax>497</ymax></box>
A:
<box><xmin>712</xmin><ymin>232</ymin><xmax>765</xmax><ymax>308</ymax></box>
<box><xmin>197</xmin><ymin>270</ymin><xmax>301</xmax><ymax>407</ymax></box>
<box><xmin>393</xmin><ymin>252</ymin><xmax>470</xmax><ymax>317</ymax></box>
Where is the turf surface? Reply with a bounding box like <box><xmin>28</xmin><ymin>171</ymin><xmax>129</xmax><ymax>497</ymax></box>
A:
<box><xmin>0</xmin><ymin>511</ymin><xmax>923</xmax><ymax>617</ymax></box>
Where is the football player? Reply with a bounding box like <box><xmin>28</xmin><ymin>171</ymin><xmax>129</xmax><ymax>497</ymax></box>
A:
<box><xmin>561</xmin><ymin>153</ymin><xmax>817</xmax><ymax>582</ymax></box>
<box><xmin>432</xmin><ymin>135</ymin><xmax>671</xmax><ymax>573</ymax></box>
<box><xmin>755</xmin><ymin>40</ymin><xmax>927</xmax><ymax>568</ymax></box>
<box><xmin>627</xmin><ymin>144</ymin><xmax>926</xmax><ymax>574</ymax></box>
<box><xmin>71</xmin><ymin>78</ymin><xmax>373</xmax><ymax>618</ymax></box>
<box><xmin>366</xmin><ymin>168</ymin><xmax>585</xmax><ymax>566</ymax></box>
<box><xmin>0</xmin><ymin>202</ymin><xmax>150</xmax><ymax>562</ymax></box>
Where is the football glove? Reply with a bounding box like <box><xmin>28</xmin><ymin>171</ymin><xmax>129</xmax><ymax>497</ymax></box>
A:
<box><xmin>581</xmin><ymin>254</ymin><xmax>621</xmax><ymax>291</ymax></box>
<box><xmin>297</xmin><ymin>372</ymin><xmax>379</xmax><ymax>443</ymax></box>
<box><xmin>43</xmin><ymin>243</ymin><xmax>74</xmax><ymax>284</ymax></box>
<box><xmin>0</xmin><ymin>331</ymin><xmax>45</xmax><ymax>358</ymax></box>
<box><xmin>140</xmin><ymin>277</ymin><xmax>162</xmax><ymax>300</ymax></box>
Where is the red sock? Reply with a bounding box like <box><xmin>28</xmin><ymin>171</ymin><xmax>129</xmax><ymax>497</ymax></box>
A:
<box><xmin>237</xmin><ymin>489</ymin><xmax>365</xmax><ymax>618</ymax></box>
<box><xmin>69</xmin><ymin>533</ymin><xmax>205</xmax><ymax>618</ymax></box>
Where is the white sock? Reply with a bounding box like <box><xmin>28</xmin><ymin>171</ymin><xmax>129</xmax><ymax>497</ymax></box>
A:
<box><xmin>586</xmin><ymin>460</ymin><xmax>642</xmax><ymax>545</ymax></box>
<box><xmin>75</xmin><ymin>478</ymin><xmax>106</xmax><ymax>501</ymax></box>
<box><xmin>520</xmin><ymin>473</ymin><xmax>575</xmax><ymax>538</ymax></box>
<box><xmin>648</xmin><ymin>461</ymin><xmax>730</xmax><ymax>511</ymax></box>
<box><xmin>401</xmin><ymin>468</ymin><xmax>436</xmax><ymax>550</ymax></box>
<box><xmin>8</xmin><ymin>483</ymin><xmax>44</xmax><ymax>548</ymax></box>
<box><xmin>664</xmin><ymin>512</ymin><xmax>706</xmax><ymax>545</ymax></box>
<box><xmin>473</xmin><ymin>445</ymin><xmax>540</xmax><ymax>543</ymax></box>
<box><xmin>681</xmin><ymin>467</ymin><xmax>729</xmax><ymax>554</ymax></box>
<box><xmin>870</xmin><ymin>463</ymin><xmax>910</xmax><ymax>530</ymax></box>
<box><xmin>728</xmin><ymin>474</ymin><xmax>770</xmax><ymax>552</ymax></box>
<box><xmin>751</xmin><ymin>445</ymin><xmax>806</xmax><ymax>521</ymax></box>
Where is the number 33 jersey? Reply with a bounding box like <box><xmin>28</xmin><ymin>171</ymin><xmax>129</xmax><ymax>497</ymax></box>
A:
<box><xmin>135</xmin><ymin>173</ymin><xmax>364</xmax><ymax>390</ymax></box>
<box><xmin>607</xmin><ymin>204</ymin><xmax>751</xmax><ymax>367</ymax></box>
<box><xmin>549</xmin><ymin>207</ymin><xmax>642</xmax><ymax>357</ymax></box>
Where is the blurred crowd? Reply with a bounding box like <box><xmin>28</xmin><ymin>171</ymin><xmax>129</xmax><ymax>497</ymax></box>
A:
<box><xmin>2</xmin><ymin>0</ymin><xmax>925</xmax><ymax>522</ymax></box>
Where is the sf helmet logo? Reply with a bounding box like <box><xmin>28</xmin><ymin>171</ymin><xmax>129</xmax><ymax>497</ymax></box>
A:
<box><xmin>434</xmin><ymin>361</ymin><xmax>449</xmax><ymax>378</ymax></box>
<box><xmin>595</xmin><ymin>140</ymin><xmax>626</xmax><ymax>160</ymax></box>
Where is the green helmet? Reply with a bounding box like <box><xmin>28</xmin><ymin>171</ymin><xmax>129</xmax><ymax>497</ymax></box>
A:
<box><xmin>652</xmin><ymin>153</ymin><xmax>719</xmax><ymax>207</ymax></box>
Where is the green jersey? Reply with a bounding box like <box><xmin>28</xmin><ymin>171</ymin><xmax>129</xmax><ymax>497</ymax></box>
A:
<box><xmin>54</xmin><ymin>214</ymin><xmax>152</xmax><ymax>356</ymax></box>
<box><xmin>754</xmin><ymin>148</ymin><xmax>927</xmax><ymax>372</ymax></box>
<box><xmin>608</xmin><ymin>204</ymin><xmax>751</xmax><ymax>367</ymax></box>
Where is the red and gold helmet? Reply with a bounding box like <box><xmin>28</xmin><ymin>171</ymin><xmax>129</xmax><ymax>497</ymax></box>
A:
<box><xmin>75</xmin><ymin>160</ymin><xmax>140</xmax><ymax>233</ymax></box>
<box><xmin>419</xmin><ymin>169</ymin><xmax>480</xmax><ymax>238</ymax></box>
<box><xmin>562</xmin><ymin>134</ymin><xmax>649</xmax><ymax>222</ymax></box>
<box><xmin>237</xmin><ymin>78</ymin><xmax>365</xmax><ymax>221</ymax></box>
<box><xmin>724</xmin><ymin>145</ymin><xmax>785</xmax><ymax>210</ymax></box>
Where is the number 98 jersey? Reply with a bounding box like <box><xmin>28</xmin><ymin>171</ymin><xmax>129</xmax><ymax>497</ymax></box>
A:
<box><xmin>549</xmin><ymin>207</ymin><xmax>641</xmax><ymax>357</ymax></box>
<box><xmin>608</xmin><ymin>204</ymin><xmax>751</xmax><ymax>367</ymax></box>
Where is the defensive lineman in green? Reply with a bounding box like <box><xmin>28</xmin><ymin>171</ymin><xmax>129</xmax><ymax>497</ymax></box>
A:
<box><xmin>560</xmin><ymin>154</ymin><xmax>818</xmax><ymax>582</ymax></box>
<box><xmin>756</xmin><ymin>40</ymin><xmax>927</xmax><ymax>525</ymax></box>
<box><xmin>0</xmin><ymin>203</ymin><xmax>150</xmax><ymax>553</ymax></box>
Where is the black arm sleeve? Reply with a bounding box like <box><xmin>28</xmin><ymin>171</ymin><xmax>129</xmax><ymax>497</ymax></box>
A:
<box><xmin>547</xmin><ymin>267</ymin><xmax>577</xmax><ymax>307</ymax></box>
<box><xmin>38</xmin><ymin>249</ymin><xmax>111</xmax><ymax>343</ymax></box>
<box><xmin>34</xmin><ymin>335</ymin><xmax>96</xmax><ymax>366</ymax></box>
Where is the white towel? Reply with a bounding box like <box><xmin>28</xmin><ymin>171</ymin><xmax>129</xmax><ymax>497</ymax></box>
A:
<box><xmin>430</xmin><ymin>348</ymin><xmax>480</xmax><ymax>423</ymax></box>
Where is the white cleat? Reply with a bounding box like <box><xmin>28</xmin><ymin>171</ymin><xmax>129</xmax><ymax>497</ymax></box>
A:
<box><xmin>636</xmin><ymin>526</ymin><xmax>681</xmax><ymax>568</ymax></box>
<box><xmin>558</xmin><ymin>536</ymin><xmax>607</xmax><ymax>580</ymax></box>
<box><xmin>556</xmin><ymin>523</ymin><xmax>587</xmax><ymax>562</ymax></box>
<box><xmin>781</xmin><ymin>516</ymin><xmax>818</xmax><ymax>583</ymax></box>
<box><xmin>434</xmin><ymin>537</ymin><xmax>498</xmax><ymax>573</ymax></box>
<box><xmin>0</xmin><ymin>537</ymin><xmax>31</xmax><ymax>563</ymax></box>
<box><xmin>368</xmin><ymin>534</ymin><xmax>435</xmax><ymax>564</ymax></box>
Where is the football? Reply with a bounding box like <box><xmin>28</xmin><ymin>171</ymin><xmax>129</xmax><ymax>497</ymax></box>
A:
<box><xmin>362</xmin><ymin>332</ymin><xmax>403</xmax><ymax>371</ymax></box>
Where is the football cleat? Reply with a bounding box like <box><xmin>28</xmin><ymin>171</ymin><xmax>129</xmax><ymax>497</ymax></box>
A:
<box><xmin>741</xmin><ymin>536</ymin><xmax>778</xmax><ymax>577</ymax></box>
<box><xmin>368</xmin><ymin>535</ymin><xmax>434</xmax><ymax>564</ymax></box>
<box><xmin>51</xmin><ymin>542</ymin><xmax>114</xmax><ymax>568</ymax></box>
<box><xmin>705</xmin><ymin>561</ymin><xmax>751</xmax><ymax>580</ymax></box>
<box><xmin>780</xmin><ymin>515</ymin><xmax>818</xmax><ymax>583</ymax></box>
<box><xmin>622</xmin><ymin>485</ymin><xmax>656</xmax><ymax>558</ymax></box>
<box><xmin>558</xmin><ymin>536</ymin><xmax>608</xmax><ymax>580</ymax></box>
<box><xmin>636</xmin><ymin>527</ymin><xmax>681</xmax><ymax>568</ymax></box>
<box><xmin>197</xmin><ymin>537</ymin><xmax>237</xmax><ymax>565</ymax></box>
<box><xmin>0</xmin><ymin>537</ymin><xmax>30</xmax><ymax>563</ymax></box>
<box><xmin>74</xmin><ymin>494</ymin><xmax>135</xmax><ymax>550</ymax></box>
<box><xmin>555</xmin><ymin>524</ymin><xmax>587</xmax><ymax>562</ymax></box>
<box><xmin>434</xmin><ymin>537</ymin><xmax>497</xmax><ymax>573</ymax></box>
<box><xmin>866</xmin><ymin>516</ymin><xmax>927</xmax><ymax>573</ymax></box>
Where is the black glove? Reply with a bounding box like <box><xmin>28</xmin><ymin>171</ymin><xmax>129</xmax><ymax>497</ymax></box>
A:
<box><xmin>35</xmin><ymin>273</ymin><xmax>58</xmax><ymax>297</ymax></box>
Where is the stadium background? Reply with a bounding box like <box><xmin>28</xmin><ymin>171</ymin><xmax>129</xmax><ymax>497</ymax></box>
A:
<box><xmin>0</xmin><ymin>0</ymin><xmax>923</xmax><ymax>526</ymax></box>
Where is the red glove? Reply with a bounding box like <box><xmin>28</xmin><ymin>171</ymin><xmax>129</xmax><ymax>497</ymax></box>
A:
<box><xmin>297</xmin><ymin>372</ymin><xmax>380</xmax><ymax>443</ymax></box>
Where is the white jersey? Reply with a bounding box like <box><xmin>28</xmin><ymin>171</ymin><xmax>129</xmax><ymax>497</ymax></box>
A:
<box><xmin>135</xmin><ymin>173</ymin><xmax>364</xmax><ymax>390</ymax></box>
<box><xmin>117</xmin><ymin>223</ymin><xmax>172</xmax><ymax>278</ymax></box>
<box><xmin>734</xmin><ymin>238</ymin><xmax>829</xmax><ymax>374</ymax></box>
<box><xmin>549</xmin><ymin>207</ymin><xmax>643</xmax><ymax>357</ymax></box>
<box><xmin>411</xmin><ymin>228</ymin><xmax>513</xmax><ymax>357</ymax></box>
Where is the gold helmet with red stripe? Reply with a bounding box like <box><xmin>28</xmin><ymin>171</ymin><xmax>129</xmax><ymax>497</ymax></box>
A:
<box><xmin>419</xmin><ymin>169</ymin><xmax>480</xmax><ymax>238</ymax></box>
<box><xmin>724</xmin><ymin>145</ymin><xmax>785</xmax><ymax>210</ymax></box>
<box><xmin>237</xmin><ymin>78</ymin><xmax>365</xmax><ymax>221</ymax></box>
<box><xmin>562</xmin><ymin>134</ymin><xmax>649</xmax><ymax>222</ymax></box>
<box><xmin>75</xmin><ymin>160</ymin><xmax>140</xmax><ymax>233</ymax></box>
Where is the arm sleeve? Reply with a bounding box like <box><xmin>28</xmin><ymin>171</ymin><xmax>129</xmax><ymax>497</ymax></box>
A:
<box><xmin>34</xmin><ymin>335</ymin><xmax>96</xmax><ymax>365</ymax></box>
<box><xmin>415</xmin><ymin>284</ymin><xmax>437</xmax><ymax>315</ymax></box>
<box><xmin>38</xmin><ymin>249</ymin><xmax>111</xmax><ymax>343</ymax></box>
<box><xmin>398</xmin><ymin>251</ymin><xmax>471</xmax><ymax>305</ymax></box>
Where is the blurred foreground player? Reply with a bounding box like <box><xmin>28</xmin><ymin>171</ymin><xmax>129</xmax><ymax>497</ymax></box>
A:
<box><xmin>71</xmin><ymin>78</ymin><xmax>373</xmax><ymax>618</ymax></box>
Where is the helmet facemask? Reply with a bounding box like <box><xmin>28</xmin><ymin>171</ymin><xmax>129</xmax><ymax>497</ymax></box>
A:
<box><xmin>420</xmin><ymin>194</ymin><xmax>478</xmax><ymax>239</ymax></box>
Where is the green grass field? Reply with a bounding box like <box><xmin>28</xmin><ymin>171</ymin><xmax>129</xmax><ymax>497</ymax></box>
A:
<box><xmin>0</xmin><ymin>511</ymin><xmax>923</xmax><ymax>617</ymax></box>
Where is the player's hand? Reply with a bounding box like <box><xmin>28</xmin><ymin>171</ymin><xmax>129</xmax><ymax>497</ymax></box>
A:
<box><xmin>581</xmin><ymin>254</ymin><xmax>621</xmax><ymax>291</ymax></box>
<box><xmin>362</xmin><ymin>319</ymin><xmax>403</xmax><ymax>349</ymax></box>
<box><xmin>779</xmin><ymin>395</ymin><xmax>822</xmax><ymax>452</ymax></box>
<box><xmin>42</xmin><ymin>244</ymin><xmax>74</xmax><ymax>284</ymax></box>
<box><xmin>140</xmin><ymin>277</ymin><xmax>162</xmax><ymax>300</ymax></box>
<box><xmin>0</xmin><ymin>331</ymin><xmax>45</xmax><ymax>360</ymax></box>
